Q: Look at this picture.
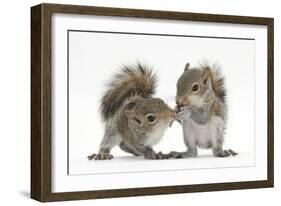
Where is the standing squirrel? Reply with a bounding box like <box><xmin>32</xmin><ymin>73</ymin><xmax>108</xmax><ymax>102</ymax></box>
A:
<box><xmin>175</xmin><ymin>63</ymin><xmax>237</xmax><ymax>157</ymax></box>
<box><xmin>88</xmin><ymin>63</ymin><xmax>179</xmax><ymax>160</ymax></box>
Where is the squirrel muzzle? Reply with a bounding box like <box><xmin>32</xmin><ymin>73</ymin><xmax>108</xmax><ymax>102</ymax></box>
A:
<box><xmin>168</xmin><ymin>110</ymin><xmax>176</xmax><ymax>127</ymax></box>
<box><xmin>169</xmin><ymin>110</ymin><xmax>176</xmax><ymax>119</ymax></box>
<box><xmin>176</xmin><ymin>96</ymin><xmax>189</xmax><ymax>109</ymax></box>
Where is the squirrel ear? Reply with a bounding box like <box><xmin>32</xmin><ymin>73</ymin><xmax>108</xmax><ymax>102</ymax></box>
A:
<box><xmin>125</xmin><ymin>101</ymin><xmax>136</xmax><ymax>110</ymax></box>
<box><xmin>124</xmin><ymin>109</ymin><xmax>136</xmax><ymax>119</ymax></box>
<box><xmin>125</xmin><ymin>109</ymin><xmax>142</xmax><ymax>125</ymax></box>
<box><xmin>202</xmin><ymin>68</ymin><xmax>212</xmax><ymax>87</ymax></box>
<box><xmin>124</xmin><ymin>101</ymin><xmax>136</xmax><ymax>118</ymax></box>
<box><xmin>184</xmin><ymin>63</ymin><xmax>190</xmax><ymax>71</ymax></box>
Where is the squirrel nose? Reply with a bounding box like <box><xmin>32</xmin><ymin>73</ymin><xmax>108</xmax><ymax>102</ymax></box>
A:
<box><xmin>176</xmin><ymin>97</ymin><xmax>188</xmax><ymax>108</ymax></box>
<box><xmin>176</xmin><ymin>98</ymin><xmax>184</xmax><ymax>108</ymax></box>
<box><xmin>169</xmin><ymin>110</ymin><xmax>176</xmax><ymax>119</ymax></box>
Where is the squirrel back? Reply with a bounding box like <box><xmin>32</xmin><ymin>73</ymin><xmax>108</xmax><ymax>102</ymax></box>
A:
<box><xmin>100</xmin><ymin>63</ymin><xmax>157</xmax><ymax>120</ymax></box>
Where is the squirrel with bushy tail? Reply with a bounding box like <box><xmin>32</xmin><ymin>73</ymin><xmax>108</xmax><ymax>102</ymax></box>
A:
<box><xmin>88</xmin><ymin>63</ymin><xmax>181</xmax><ymax>160</ymax></box>
<box><xmin>175</xmin><ymin>62</ymin><xmax>237</xmax><ymax>157</ymax></box>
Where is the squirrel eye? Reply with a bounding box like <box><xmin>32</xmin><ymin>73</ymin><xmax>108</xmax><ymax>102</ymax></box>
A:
<box><xmin>146</xmin><ymin>114</ymin><xmax>156</xmax><ymax>123</ymax></box>
<box><xmin>191</xmin><ymin>83</ymin><xmax>199</xmax><ymax>92</ymax></box>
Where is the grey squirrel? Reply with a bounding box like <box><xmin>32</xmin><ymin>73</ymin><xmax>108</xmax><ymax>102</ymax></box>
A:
<box><xmin>88</xmin><ymin>63</ymin><xmax>180</xmax><ymax>160</ymax></box>
<box><xmin>175</xmin><ymin>63</ymin><xmax>237</xmax><ymax>157</ymax></box>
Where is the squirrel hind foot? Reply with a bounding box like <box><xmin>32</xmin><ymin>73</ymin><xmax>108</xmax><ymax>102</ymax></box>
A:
<box><xmin>214</xmin><ymin>150</ymin><xmax>230</xmax><ymax>157</ymax></box>
<box><xmin>214</xmin><ymin>149</ymin><xmax>237</xmax><ymax>157</ymax></box>
<box><xmin>87</xmin><ymin>153</ymin><xmax>114</xmax><ymax>160</ymax></box>
<box><xmin>228</xmin><ymin>149</ymin><xmax>238</xmax><ymax>156</ymax></box>
<box><xmin>87</xmin><ymin>153</ymin><xmax>96</xmax><ymax>160</ymax></box>
<box><xmin>165</xmin><ymin>151</ymin><xmax>184</xmax><ymax>159</ymax></box>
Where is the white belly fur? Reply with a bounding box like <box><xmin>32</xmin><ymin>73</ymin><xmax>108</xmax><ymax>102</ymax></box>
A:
<box><xmin>182</xmin><ymin>116</ymin><xmax>224</xmax><ymax>149</ymax></box>
<box><xmin>145</xmin><ymin>122</ymin><xmax>168</xmax><ymax>146</ymax></box>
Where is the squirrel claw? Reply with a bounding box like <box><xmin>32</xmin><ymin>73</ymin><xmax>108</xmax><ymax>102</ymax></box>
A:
<box><xmin>148</xmin><ymin>151</ymin><xmax>170</xmax><ymax>160</ymax></box>
<box><xmin>154</xmin><ymin>151</ymin><xmax>184</xmax><ymax>159</ymax></box>
<box><xmin>215</xmin><ymin>149</ymin><xmax>237</xmax><ymax>157</ymax></box>
<box><xmin>88</xmin><ymin>153</ymin><xmax>113</xmax><ymax>160</ymax></box>
<box><xmin>87</xmin><ymin>153</ymin><xmax>96</xmax><ymax>160</ymax></box>
<box><xmin>216</xmin><ymin>150</ymin><xmax>230</xmax><ymax>157</ymax></box>
<box><xmin>154</xmin><ymin>151</ymin><xmax>164</xmax><ymax>159</ymax></box>
<box><xmin>166</xmin><ymin>151</ymin><xmax>184</xmax><ymax>159</ymax></box>
<box><xmin>228</xmin><ymin>149</ymin><xmax>238</xmax><ymax>156</ymax></box>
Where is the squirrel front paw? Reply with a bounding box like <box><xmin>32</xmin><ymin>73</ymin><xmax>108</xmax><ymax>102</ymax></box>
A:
<box><xmin>214</xmin><ymin>150</ymin><xmax>230</xmax><ymax>157</ymax></box>
<box><xmin>87</xmin><ymin>153</ymin><xmax>113</xmax><ymax>160</ymax></box>
<box><xmin>228</xmin><ymin>149</ymin><xmax>238</xmax><ymax>156</ymax></box>
<box><xmin>144</xmin><ymin>151</ymin><xmax>162</xmax><ymax>160</ymax></box>
<box><xmin>145</xmin><ymin>151</ymin><xmax>184</xmax><ymax>160</ymax></box>
<box><xmin>165</xmin><ymin>151</ymin><xmax>184</xmax><ymax>159</ymax></box>
<box><xmin>144</xmin><ymin>151</ymin><xmax>170</xmax><ymax>160</ymax></box>
<box><xmin>176</xmin><ymin>106</ymin><xmax>191</xmax><ymax>121</ymax></box>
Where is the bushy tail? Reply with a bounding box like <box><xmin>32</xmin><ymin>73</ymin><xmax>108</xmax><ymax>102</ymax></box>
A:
<box><xmin>200</xmin><ymin>63</ymin><xmax>226</xmax><ymax>103</ymax></box>
<box><xmin>100</xmin><ymin>63</ymin><xmax>157</xmax><ymax>120</ymax></box>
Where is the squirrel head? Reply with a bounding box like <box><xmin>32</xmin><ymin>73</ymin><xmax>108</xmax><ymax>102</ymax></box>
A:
<box><xmin>124</xmin><ymin>97</ymin><xmax>175</xmax><ymax>132</ymax></box>
<box><xmin>176</xmin><ymin>63</ymin><xmax>213</xmax><ymax>108</ymax></box>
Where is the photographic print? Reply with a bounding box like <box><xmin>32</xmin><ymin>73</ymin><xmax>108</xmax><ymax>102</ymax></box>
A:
<box><xmin>69</xmin><ymin>30</ymin><xmax>249</xmax><ymax>176</ymax></box>
<box><xmin>31</xmin><ymin>4</ymin><xmax>273</xmax><ymax>202</ymax></box>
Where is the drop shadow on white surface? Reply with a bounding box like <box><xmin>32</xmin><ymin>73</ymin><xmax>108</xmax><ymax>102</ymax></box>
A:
<box><xmin>18</xmin><ymin>190</ymin><xmax>30</xmax><ymax>198</ymax></box>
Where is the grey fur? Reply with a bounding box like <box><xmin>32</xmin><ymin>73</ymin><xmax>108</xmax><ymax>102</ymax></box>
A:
<box><xmin>175</xmin><ymin>63</ymin><xmax>237</xmax><ymax>158</ymax></box>
<box><xmin>100</xmin><ymin>63</ymin><xmax>157</xmax><ymax>121</ymax></box>
<box><xmin>88</xmin><ymin>63</ymin><xmax>179</xmax><ymax>160</ymax></box>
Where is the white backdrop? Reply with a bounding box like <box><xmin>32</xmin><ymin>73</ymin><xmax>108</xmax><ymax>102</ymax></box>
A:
<box><xmin>0</xmin><ymin>0</ymin><xmax>280</xmax><ymax>206</ymax></box>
